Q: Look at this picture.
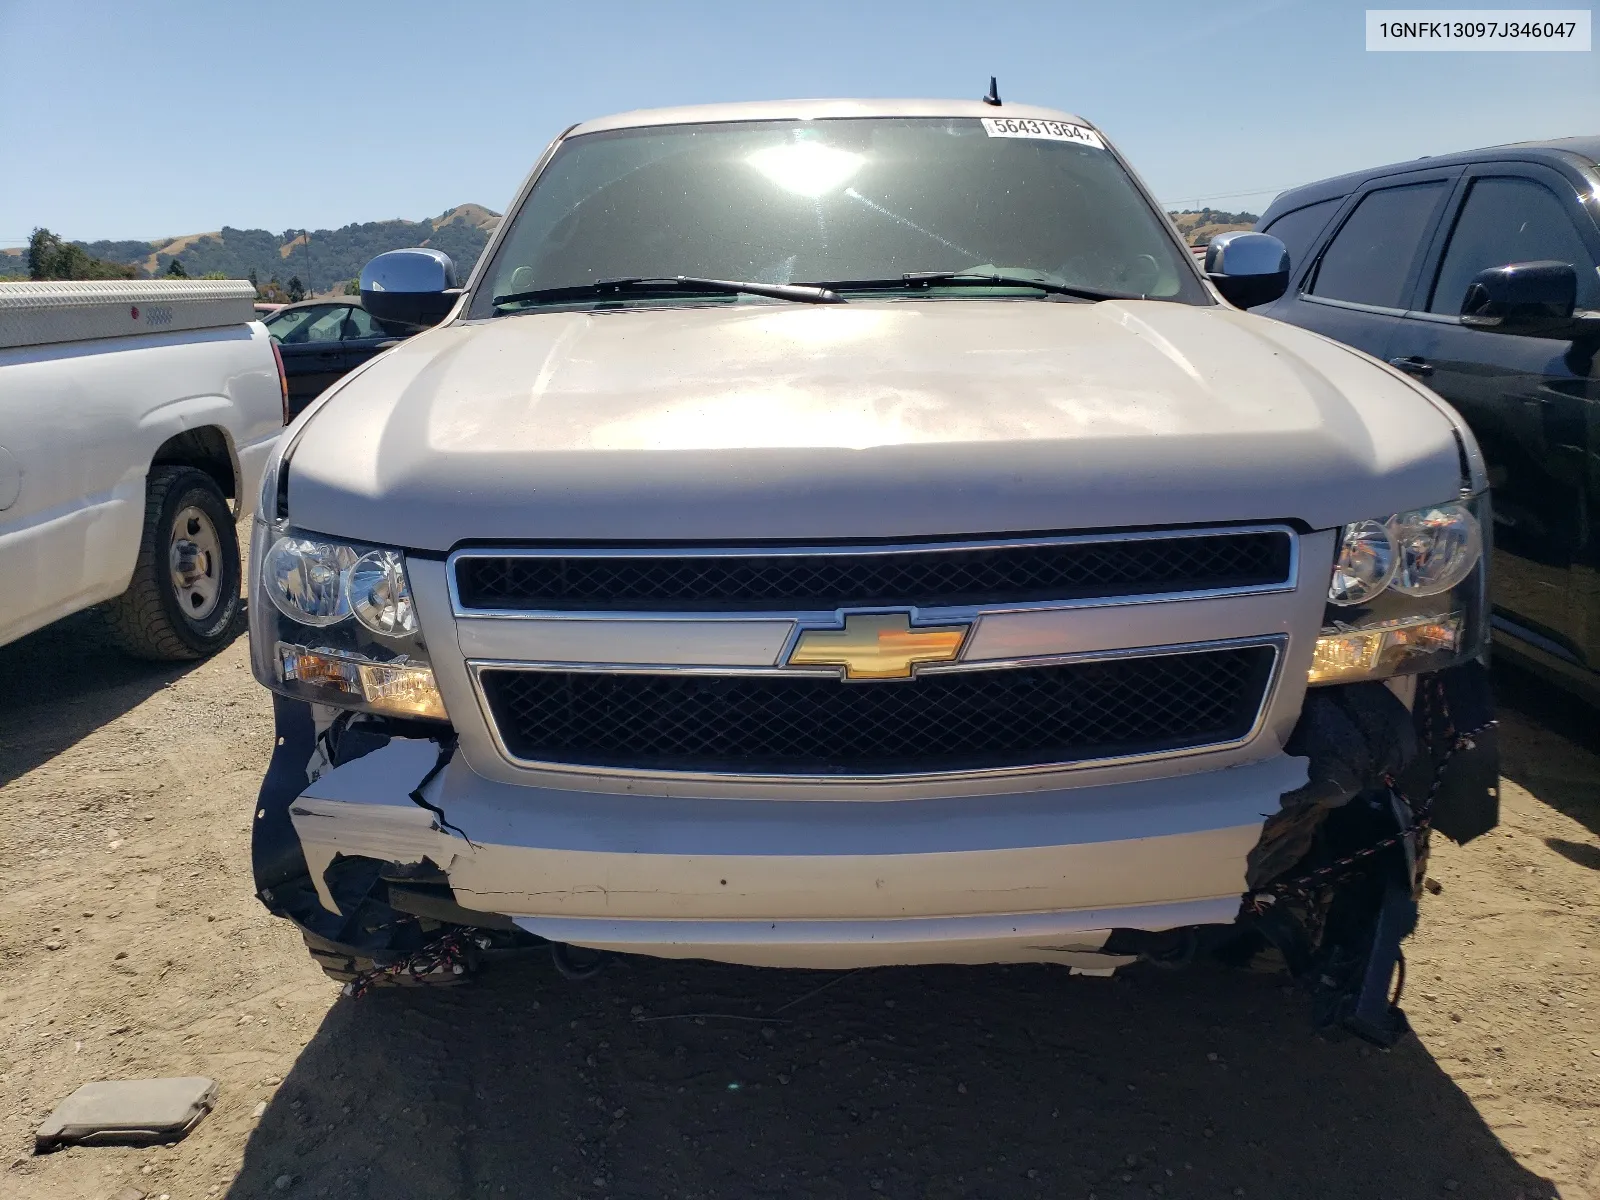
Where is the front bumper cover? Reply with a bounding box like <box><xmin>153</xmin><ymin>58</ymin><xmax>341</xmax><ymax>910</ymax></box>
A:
<box><xmin>252</xmin><ymin>663</ymin><xmax>1497</xmax><ymax>982</ymax></box>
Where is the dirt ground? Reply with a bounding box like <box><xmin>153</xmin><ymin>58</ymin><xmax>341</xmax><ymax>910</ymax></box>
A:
<box><xmin>2</xmin><ymin>612</ymin><xmax>1598</xmax><ymax>1200</ymax></box>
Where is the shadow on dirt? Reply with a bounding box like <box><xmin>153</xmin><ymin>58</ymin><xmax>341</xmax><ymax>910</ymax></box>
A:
<box><xmin>1493</xmin><ymin>660</ymin><xmax>1600</xmax><ymax>843</ymax></box>
<box><xmin>0</xmin><ymin>608</ymin><xmax>240</xmax><ymax>787</ymax></box>
<box><xmin>228</xmin><ymin>954</ymin><xmax>1553</xmax><ymax>1200</ymax></box>
<box><xmin>1544</xmin><ymin>837</ymin><xmax>1600</xmax><ymax>870</ymax></box>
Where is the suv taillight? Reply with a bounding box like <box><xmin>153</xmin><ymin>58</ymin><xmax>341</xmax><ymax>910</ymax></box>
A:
<box><xmin>270</xmin><ymin>340</ymin><xmax>289</xmax><ymax>424</ymax></box>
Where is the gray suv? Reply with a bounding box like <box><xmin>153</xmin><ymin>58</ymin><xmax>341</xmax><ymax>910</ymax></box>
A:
<box><xmin>247</xmin><ymin>99</ymin><xmax>1500</xmax><ymax>1043</ymax></box>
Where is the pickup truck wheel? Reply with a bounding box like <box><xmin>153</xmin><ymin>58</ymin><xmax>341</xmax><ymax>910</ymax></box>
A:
<box><xmin>103</xmin><ymin>466</ymin><xmax>241</xmax><ymax>661</ymax></box>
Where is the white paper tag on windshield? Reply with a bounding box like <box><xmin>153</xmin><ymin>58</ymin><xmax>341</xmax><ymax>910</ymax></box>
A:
<box><xmin>980</xmin><ymin>117</ymin><xmax>1105</xmax><ymax>148</ymax></box>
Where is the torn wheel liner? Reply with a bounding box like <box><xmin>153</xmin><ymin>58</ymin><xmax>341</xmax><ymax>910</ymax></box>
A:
<box><xmin>1235</xmin><ymin>662</ymin><xmax>1497</xmax><ymax>1043</ymax></box>
<box><xmin>251</xmin><ymin>696</ymin><xmax>514</xmax><ymax>980</ymax></box>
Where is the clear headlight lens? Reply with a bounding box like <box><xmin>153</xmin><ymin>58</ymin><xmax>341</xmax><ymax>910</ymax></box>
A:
<box><xmin>1328</xmin><ymin>520</ymin><xmax>1396</xmax><ymax>606</ymax></box>
<box><xmin>347</xmin><ymin>549</ymin><xmax>418</xmax><ymax>635</ymax></box>
<box><xmin>253</xmin><ymin>530</ymin><xmax>445</xmax><ymax>721</ymax></box>
<box><xmin>262</xmin><ymin>538</ymin><xmax>419</xmax><ymax>634</ymax></box>
<box><xmin>1326</xmin><ymin>503</ymin><xmax>1481</xmax><ymax>605</ymax></box>
<box><xmin>1389</xmin><ymin>503</ymin><xmax>1481</xmax><ymax>596</ymax></box>
<box><xmin>262</xmin><ymin>536</ymin><xmax>359</xmax><ymax>626</ymax></box>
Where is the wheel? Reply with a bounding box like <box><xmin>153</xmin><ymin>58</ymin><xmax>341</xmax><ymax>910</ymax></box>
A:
<box><xmin>102</xmin><ymin>465</ymin><xmax>242</xmax><ymax>660</ymax></box>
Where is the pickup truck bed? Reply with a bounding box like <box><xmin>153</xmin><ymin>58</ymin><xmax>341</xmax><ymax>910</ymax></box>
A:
<box><xmin>0</xmin><ymin>279</ymin><xmax>285</xmax><ymax>654</ymax></box>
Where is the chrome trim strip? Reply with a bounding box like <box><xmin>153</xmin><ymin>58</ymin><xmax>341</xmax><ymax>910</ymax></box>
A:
<box><xmin>444</xmin><ymin>524</ymin><xmax>1300</xmax><ymax>620</ymax></box>
<box><xmin>464</xmin><ymin>635</ymin><xmax>1286</xmax><ymax>785</ymax></box>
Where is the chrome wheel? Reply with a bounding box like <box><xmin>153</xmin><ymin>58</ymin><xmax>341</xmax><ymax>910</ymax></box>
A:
<box><xmin>168</xmin><ymin>505</ymin><xmax>223</xmax><ymax>621</ymax></box>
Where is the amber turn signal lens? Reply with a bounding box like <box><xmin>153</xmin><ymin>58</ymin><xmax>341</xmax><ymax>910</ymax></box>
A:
<box><xmin>1308</xmin><ymin>615</ymin><xmax>1463</xmax><ymax>685</ymax></box>
<box><xmin>277</xmin><ymin>644</ymin><xmax>447</xmax><ymax>720</ymax></box>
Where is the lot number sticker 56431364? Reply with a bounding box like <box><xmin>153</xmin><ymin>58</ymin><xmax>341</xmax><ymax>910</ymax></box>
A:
<box><xmin>980</xmin><ymin>117</ymin><xmax>1105</xmax><ymax>148</ymax></box>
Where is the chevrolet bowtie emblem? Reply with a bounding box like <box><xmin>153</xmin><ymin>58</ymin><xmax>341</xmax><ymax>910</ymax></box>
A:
<box><xmin>787</xmin><ymin>611</ymin><xmax>970</xmax><ymax>681</ymax></box>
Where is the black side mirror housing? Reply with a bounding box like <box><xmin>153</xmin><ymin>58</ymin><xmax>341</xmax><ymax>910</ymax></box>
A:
<box><xmin>1460</xmin><ymin>260</ymin><xmax>1577</xmax><ymax>338</ymax></box>
<box><xmin>1204</xmin><ymin>231</ymin><xmax>1290</xmax><ymax>309</ymax></box>
<box><xmin>360</xmin><ymin>248</ymin><xmax>461</xmax><ymax>332</ymax></box>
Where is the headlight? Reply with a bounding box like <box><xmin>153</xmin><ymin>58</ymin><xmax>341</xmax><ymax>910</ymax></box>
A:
<box><xmin>262</xmin><ymin>539</ymin><xmax>419</xmax><ymax>634</ymax></box>
<box><xmin>263</xmin><ymin>536</ymin><xmax>359</xmax><ymax>626</ymax></box>
<box><xmin>1328</xmin><ymin>520</ymin><xmax>1396</xmax><ymax>606</ymax></box>
<box><xmin>1310</xmin><ymin>496</ymin><xmax>1488</xmax><ymax>685</ymax></box>
<box><xmin>1325</xmin><ymin>502</ymin><xmax>1480</xmax><ymax>606</ymax></box>
<box><xmin>250</xmin><ymin>528</ymin><xmax>446</xmax><ymax>721</ymax></box>
<box><xmin>347</xmin><ymin>549</ymin><xmax>418</xmax><ymax>635</ymax></box>
<box><xmin>1389</xmin><ymin>504</ymin><xmax>1481</xmax><ymax>596</ymax></box>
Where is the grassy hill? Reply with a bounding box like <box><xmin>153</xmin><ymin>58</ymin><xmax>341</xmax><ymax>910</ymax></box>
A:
<box><xmin>0</xmin><ymin>204</ymin><xmax>500</xmax><ymax>290</ymax></box>
<box><xmin>1168</xmin><ymin>208</ymin><xmax>1259</xmax><ymax>247</ymax></box>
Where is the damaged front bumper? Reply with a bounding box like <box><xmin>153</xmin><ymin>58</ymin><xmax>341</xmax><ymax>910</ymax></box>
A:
<box><xmin>254</xmin><ymin>663</ymin><xmax>1497</xmax><ymax>1000</ymax></box>
<box><xmin>262</xmin><ymin>701</ymin><xmax>1307</xmax><ymax>973</ymax></box>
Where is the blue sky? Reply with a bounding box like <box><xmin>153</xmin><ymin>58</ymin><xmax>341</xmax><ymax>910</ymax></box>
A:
<box><xmin>1</xmin><ymin>0</ymin><xmax>1594</xmax><ymax>245</ymax></box>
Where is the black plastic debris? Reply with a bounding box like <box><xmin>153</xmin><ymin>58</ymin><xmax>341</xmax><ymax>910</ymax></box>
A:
<box><xmin>35</xmin><ymin>1077</ymin><xmax>217</xmax><ymax>1151</ymax></box>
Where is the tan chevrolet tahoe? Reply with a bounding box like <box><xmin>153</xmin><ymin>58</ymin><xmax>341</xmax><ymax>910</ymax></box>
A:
<box><xmin>248</xmin><ymin>98</ymin><xmax>1499</xmax><ymax>1045</ymax></box>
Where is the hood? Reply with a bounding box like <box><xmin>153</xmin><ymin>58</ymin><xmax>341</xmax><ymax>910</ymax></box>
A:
<box><xmin>285</xmin><ymin>299</ymin><xmax>1466</xmax><ymax>551</ymax></box>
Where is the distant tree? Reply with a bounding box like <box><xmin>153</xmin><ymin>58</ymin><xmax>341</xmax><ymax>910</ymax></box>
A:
<box><xmin>248</xmin><ymin>267</ymin><xmax>259</xmax><ymax>289</ymax></box>
<box><xmin>1168</xmin><ymin>207</ymin><xmax>1259</xmax><ymax>225</ymax></box>
<box><xmin>258</xmin><ymin>276</ymin><xmax>290</xmax><ymax>304</ymax></box>
<box><xmin>286</xmin><ymin>275</ymin><xmax>305</xmax><ymax>302</ymax></box>
<box><xmin>166</xmin><ymin>258</ymin><xmax>189</xmax><ymax>278</ymax></box>
<box><xmin>202</xmin><ymin>271</ymin><xmax>228</xmax><ymax>279</ymax></box>
<box><xmin>26</xmin><ymin>227</ymin><xmax>56</xmax><ymax>279</ymax></box>
<box><xmin>343</xmin><ymin>278</ymin><xmax>360</xmax><ymax>296</ymax></box>
<box><xmin>27</xmin><ymin>227</ymin><xmax>136</xmax><ymax>280</ymax></box>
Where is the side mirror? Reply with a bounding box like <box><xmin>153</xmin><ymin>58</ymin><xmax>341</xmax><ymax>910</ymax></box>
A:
<box><xmin>1204</xmin><ymin>231</ymin><xmax>1290</xmax><ymax>308</ymax></box>
<box><xmin>359</xmin><ymin>248</ymin><xmax>461</xmax><ymax>331</ymax></box>
<box><xmin>1460</xmin><ymin>260</ymin><xmax>1577</xmax><ymax>338</ymax></box>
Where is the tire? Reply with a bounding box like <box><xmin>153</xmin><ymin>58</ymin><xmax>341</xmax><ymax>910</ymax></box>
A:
<box><xmin>102</xmin><ymin>465</ymin><xmax>242</xmax><ymax>661</ymax></box>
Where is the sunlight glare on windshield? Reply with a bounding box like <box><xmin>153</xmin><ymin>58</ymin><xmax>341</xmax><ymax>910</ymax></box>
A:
<box><xmin>745</xmin><ymin>142</ymin><xmax>864</xmax><ymax>197</ymax></box>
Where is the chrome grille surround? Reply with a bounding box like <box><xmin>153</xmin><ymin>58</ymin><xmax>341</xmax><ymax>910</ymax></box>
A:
<box><xmin>443</xmin><ymin>526</ymin><xmax>1301</xmax><ymax>784</ymax></box>
<box><xmin>469</xmin><ymin>637</ymin><xmax>1285</xmax><ymax>781</ymax></box>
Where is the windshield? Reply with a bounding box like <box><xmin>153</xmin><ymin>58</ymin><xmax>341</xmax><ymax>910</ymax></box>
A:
<box><xmin>263</xmin><ymin>307</ymin><xmax>320</xmax><ymax>342</ymax></box>
<box><xmin>471</xmin><ymin>117</ymin><xmax>1206</xmax><ymax>316</ymax></box>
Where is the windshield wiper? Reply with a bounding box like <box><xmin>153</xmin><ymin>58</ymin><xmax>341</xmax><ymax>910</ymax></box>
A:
<box><xmin>815</xmin><ymin>272</ymin><xmax>1133</xmax><ymax>303</ymax></box>
<box><xmin>493</xmin><ymin>276</ymin><xmax>843</xmax><ymax>309</ymax></box>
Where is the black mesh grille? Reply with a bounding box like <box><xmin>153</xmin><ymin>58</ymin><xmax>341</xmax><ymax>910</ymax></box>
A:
<box><xmin>479</xmin><ymin>645</ymin><xmax>1276</xmax><ymax>775</ymax></box>
<box><xmin>454</xmin><ymin>532</ymin><xmax>1292</xmax><ymax>613</ymax></box>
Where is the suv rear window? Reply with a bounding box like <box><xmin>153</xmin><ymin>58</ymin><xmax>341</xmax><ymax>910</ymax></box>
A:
<box><xmin>1309</xmin><ymin>181</ymin><xmax>1447</xmax><ymax>309</ymax></box>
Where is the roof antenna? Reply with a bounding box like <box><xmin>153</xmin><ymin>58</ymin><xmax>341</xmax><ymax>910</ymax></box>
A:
<box><xmin>982</xmin><ymin>76</ymin><xmax>1001</xmax><ymax>107</ymax></box>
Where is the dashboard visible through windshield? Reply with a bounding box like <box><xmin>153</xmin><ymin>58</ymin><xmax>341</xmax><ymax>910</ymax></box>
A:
<box><xmin>471</xmin><ymin>116</ymin><xmax>1207</xmax><ymax>316</ymax></box>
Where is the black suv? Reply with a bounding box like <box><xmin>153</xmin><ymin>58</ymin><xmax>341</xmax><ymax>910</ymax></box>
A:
<box><xmin>1253</xmin><ymin>136</ymin><xmax>1600</xmax><ymax>701</ymax></box>
<box><xmin>262</xmin><ymin>298</ymin><xmax>406</xmax><ymax>416</ymax></box>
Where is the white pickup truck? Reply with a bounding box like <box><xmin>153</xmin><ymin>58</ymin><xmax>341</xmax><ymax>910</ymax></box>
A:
<box><xmin>0</xmin><ymin>279</ymin><xmax>285</xmax><ymax>657</ymax></box>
